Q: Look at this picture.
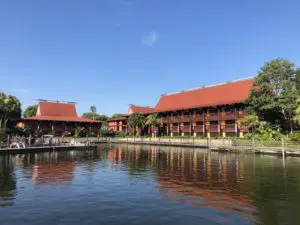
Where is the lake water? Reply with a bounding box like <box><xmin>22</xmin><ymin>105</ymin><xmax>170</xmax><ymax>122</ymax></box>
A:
<box><xmin>1</xmin><ymin>144</ymin><xmax>300</xmax><ymax>225</ymax></box>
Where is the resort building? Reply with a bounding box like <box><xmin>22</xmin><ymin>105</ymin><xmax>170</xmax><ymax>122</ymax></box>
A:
<box><xmin>19</xmin><ymin>100</ymin><xmax>101</xmax><ymax>135</ymax></box>
<box><xmin>108</xmin><ymin>77</ymin><xmax>254</xmax><ymax>137</ymax></box>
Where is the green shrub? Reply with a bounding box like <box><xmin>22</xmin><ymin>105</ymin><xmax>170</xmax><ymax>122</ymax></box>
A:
<box><xmin>289</xmin><ymin>132</ymin><xmax>300</xmax><ymax>141</ymax></box>
<box><xmin>0</xmin><ymin>130</ymin><xmax>6</xmax><ymax>143</ymax></box>
<box><xmin>99</xmin><ymin>126</ymin><xmax>115</xmax><ymax>137</ymax></box>
<box><xmin>244</xmin><ymin>122</ymin><xmax>283</xmax><ymax>141</ymax></box>
<box><xmin>115</xmin><ymin>131</ymin><xmax>127</xmax><ymax>138</ymax></box>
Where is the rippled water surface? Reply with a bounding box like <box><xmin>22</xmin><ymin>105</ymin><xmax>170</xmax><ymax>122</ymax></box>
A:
<box><xmin>1</xmin><ymin>144</ymin><xmax>300</xmax><ymax>225</ymax></box>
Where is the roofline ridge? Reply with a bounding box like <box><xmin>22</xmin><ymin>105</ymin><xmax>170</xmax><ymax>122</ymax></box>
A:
<box><xmin>34</xmin><ymin>99</ymin><xmax>76</xmax><ymax>104</ymax></box>
<box><xmin>161</xmin><ymin>76</ymin><xmax>255</xmax><ymax>97</ymax></box>
<box><xmin>129</xmin><ymin>104</ymin><xmax>154</xmax><ymax>108</ymax></box>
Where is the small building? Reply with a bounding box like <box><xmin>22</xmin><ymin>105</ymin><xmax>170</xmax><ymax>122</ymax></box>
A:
<box><xmin>108</xmin><ymin>104</ymin><xmax>154</xmax><ymax>133</ymax></box>
<box><xmin>19</xmin><ymin>100</ymin><xmax>101</xmax><ymax>135</ymax></box>
<box><xmin>108</xmin><ymin>77</ymin><xmax>254</xmax><ymax>137</ymax></box>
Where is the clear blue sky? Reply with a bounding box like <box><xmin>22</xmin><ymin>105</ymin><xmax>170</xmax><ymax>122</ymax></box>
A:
<box><xmin>1</xmin><ymin>0</ymin><xmax>300</xmax><ymax>116</ymax></box>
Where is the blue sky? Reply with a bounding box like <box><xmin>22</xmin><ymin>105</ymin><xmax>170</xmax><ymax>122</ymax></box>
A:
<box><xmin>1</xmin><ymin>0</ymin><xmax>300</xmax><ymax>116</ymax></box>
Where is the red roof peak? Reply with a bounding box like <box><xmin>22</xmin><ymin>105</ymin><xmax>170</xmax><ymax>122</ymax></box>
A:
<box><xmin>128</xmin><ymin>105</ymin><xmax>155</xmax><ymax>115</ymax></box>
<box><xmin>23</xmin><ymin>100</ymin><xmax>98</xmax><ymax>123</ymax></box>
<box><xmin>36</xmin><ymin>101</ymin><xmax>78</xmax><ymax>118</ymax></box>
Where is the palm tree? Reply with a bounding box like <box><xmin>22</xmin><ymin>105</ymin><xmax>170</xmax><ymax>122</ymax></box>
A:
<box><xmin>146</xmin><ymin>113</ymin><xmax>162</xmax><ymax>137</ymax></box>
<box><xmin>128</xmin><ymin>113</ymin><xmax>145</xmax><ymax>136</ymax></box>
<box><xmin>90</xmin><ymin>105</ymin><xmax>97</xmax><ymax>120</ymax></box>
<box><xmin>74</xmin><ymin>127</ymin><xmax>84</xmax><ymax>138</ymax></box>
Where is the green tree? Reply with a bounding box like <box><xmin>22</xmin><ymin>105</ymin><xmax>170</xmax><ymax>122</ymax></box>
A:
<box><xmin>99</xmin><ymin>125</ymin><xmax>115</xmax><ymax>137</ymax></box>
<box><xmin>146</xmin><ymin>113</ymin><xmax>162</xmax><ymax>137</ymax></box>
<box><xmin>82</xmin><ymin>112</ymin><xmax>108</xmax><ymax>121</ymax></box>
<box><xmin>128</xmin><ymin>113</ymin><xmax>145</xmax><ymax>136</ymax></box>
<box><xmin>0</xmin><ymin>92</ymin><xmax>21</xmax><ymax>132</ymax></box>
<box><xmin>240</xmin><ymin>114</ymin><xmax>260</xmax><ymax>132</ymax></box>
<box><xmin>296</xmin><ymin>68</ymin><xmax>300</xmax><ymax>93</ymax></box>
<box><xmin>294</xmin><ymin>97</ymin><xmax>300</xmax><ymax>124</ymax></box>
<box><xmin>246</xmin><ymin>59</ymin><xmax>297</xmax><ymax>133</ymax></box>
<box><xmin>90</xmin><ymin>105</ymin><xmax>97</xmax><ymax>120</ymax></box>
<box><xmin>111</xmin><ymin>113</ymin><xmax>126</xmax><ymax>118</ymax></box>
<box><xmin>23</xmin><ymin>105</ymin><xmax>37</xmax><ymax>118</ymax></box>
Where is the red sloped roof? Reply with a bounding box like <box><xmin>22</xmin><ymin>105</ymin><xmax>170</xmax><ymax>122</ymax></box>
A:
<box><xmin>128</xmin><ymin>105</ymin><xmax>155</xmax><ymax>114</ymax></box>
<box><xmin>24</xmin><ymin>101</ymin><xmax>99</xmax><ymax>123</ymax></box>
<box><xmin>37</xmin><ymin>102</ymin><xmax>78</xmax><ymax>117</ymax></box>
<box><xmin>154</xmin><ymin>78</ymin><xmax>254</xmax><ymax>112</ymax></box>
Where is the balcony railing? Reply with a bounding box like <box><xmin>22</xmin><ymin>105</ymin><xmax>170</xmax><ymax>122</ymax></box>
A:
<box><xmin>239</xmin><ymin>126</ymin><xmax>249</xmax><ymax>132</ymax></box>
<box><xmin>222</xmin><ymin>112</ymin><xmax>236</xmax><ymax>120</ymax></box>
<box><xmin>181</xmin><ymin>126</ymin><xmax>191</xmax><ymax>132</ymax></box>
<box><xmin>171</xmin><ymin>126</ymin><xmax>180</xmax><ymax>132</ymax></box>
<box><xmin>208</xmin><ymin>124</ymin><xmax>220</xmax><ymax>133</ymax></box>
<box><xmin>182</xmin><ymin>115</ymin><xmax>193</xmax><ymax>122</ymax></box>
<box><xmin>194</xmin><ymin>114</ymin><xmax>204</xmax><ymax>121</ymax></box>
<box><xmin>224</xmin><ymin>124</ymin><xmax>236</xmax><ymax>132</ymax></box>
<box><xmin>238</xmin><ymin>112</ymin><xmax>246</xmax><ymax>118</ymax></box>
<box><xmin>206</xmin><ymin>114</ymin><xmax>219</xmax><ymax>121</ymax></box>
<box><xmin>160</xmin><ymin>117</ymin><xmax>170</xmax><ymax>123</ymax></box>
<box><xmin>194</xmin><ymin>125</ymin><xmax>204</xmax><ymax>133</ymax></box>
<box><xmin>171</xmin><ymin>117</ymin><xmax>181</xmax><ymax>123</ymax></box>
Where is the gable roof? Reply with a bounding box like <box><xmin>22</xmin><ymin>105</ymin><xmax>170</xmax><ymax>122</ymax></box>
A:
<box><xmin>37</xmin><ymin>101</ymin><xmax>78</xmax><ymax>117</ymax></box>
<box><xmin>154</xmin><ymin>78</ymin><xmax>254</xmax><ymax>112</ymax></box>
<box><xmin>24</xmin><ymin>101</ymin><xmax>98</xmax><ymax>123</ymax></box>
<box><xmin>128</xmin><ymin>105</ymin><xmax>155</xmax><ymax>114</ymax></box>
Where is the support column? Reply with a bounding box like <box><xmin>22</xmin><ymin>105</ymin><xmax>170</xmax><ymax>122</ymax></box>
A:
<box><xmin>218</xmin><ymin>109</ymin><xmax>221</xmax><ymax>137</ymax></box>
<box><xmin>221</xmin><ymin>109</ymin><xmax>226</xmax><ymax>138</ymax></box>
<box><xmin>239</xmin><ymin>131</ymin><xmax>244</xmax><ymax>138</ymax></box>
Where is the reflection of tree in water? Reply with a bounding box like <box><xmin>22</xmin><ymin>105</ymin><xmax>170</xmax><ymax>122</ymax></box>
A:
<box><xmin>0</xmin><ymin>155</ymin><xmax>17</xmax><ymax>207</ymax></box>
<box><xmin>107</xmin><ymin>144</ymin><xmax>300</xmax><ymax>225</ymax></box>
<box><xmin>244</xmin><ymin>157</ymin><xmax>300</xmax><ymax>225</ymax></box>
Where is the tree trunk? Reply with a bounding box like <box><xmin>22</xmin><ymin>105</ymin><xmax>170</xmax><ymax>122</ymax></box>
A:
<box><xmin>3</xmin><ymin>118</ymin><xmax>8</xmax><ymax>132</ymax></box>
<box><xmin>290</xmin><ymin>120</ymin><xmax>293</xmax><ymax>134</ymax></box>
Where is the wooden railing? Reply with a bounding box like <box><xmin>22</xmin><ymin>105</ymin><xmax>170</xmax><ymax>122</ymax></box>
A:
<box><xmin>208</xmin><ymin>125</ymin><xmax>219</xmax><ymax>132</ymax></box>
<box><xmin>181</xmin><ymin>126</ymin><xmax>191</xmax><ymax>132</ymax></box>
<box><xmin>222</xmin><ymin>113</ymin><xmax>235</xmax><ymax>120</ymax></box>
<box><xmin>171</xmin><ymin>126</ymin><xmax>180</xmax><ymax>132</ymax></box>
<box><xmin>206</xmin><ymin>114</ymin><xmax>219</xmax><ymax>121</ymax></box>
<box><xmin>171</xmin><ymin>117</ymin><xmax>181</xmax><ymax>123</ymax></box>
<box><xmin>224</xmin><ymin>124</ymin><xmax>236</xmax><ymax>132</ymax></box>
<box><xmin>194</xmin><ymin>125</ymin><xmax>204</xmax><ymax>133</ymax></box>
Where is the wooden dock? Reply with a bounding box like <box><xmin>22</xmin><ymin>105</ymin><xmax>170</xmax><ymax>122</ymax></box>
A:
<box><xmin>0</xmin><ymin>145</ymin><xmax>97</xmax><ymax>154</ymax></box>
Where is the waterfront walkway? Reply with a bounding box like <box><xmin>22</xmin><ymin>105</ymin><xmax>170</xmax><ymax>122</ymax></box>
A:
<box><xmin>66</xmin><ymin>137</ymin><xmax>300</xmax><ymax>157</ymax></box>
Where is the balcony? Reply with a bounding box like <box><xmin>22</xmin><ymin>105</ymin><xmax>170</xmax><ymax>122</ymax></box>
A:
<box><xmin>222</xmin><ymin>112</ymin><xmax>236</xmax><ymax>120</ymax></box>
<box><xmin>182</xmin><ymin>115</ymin><xmax>193</xmax><ymax>122</ymax></box>
<box><xmin>238</xmin><ymin>112</ymin><xmax>246</xmax><ymax>119</ymax></box>
<box><xmin>171</xmin><ymin>126</ymin><xmax>180</xmax><ymax>132</ymax></box>
<box><xmin>194</xmin><ymin>114</ymin><xmax>204</xmax><ymax>121</ymax></box>
<box><xmin>194</xmin><ymin>125</ymin><xmax>204</xmax><ymax>133</ymax></box>
<box><xmin>161</xmin><ymin>117</ymin><xmax>170</xmax><ymax>123</ymax></box>
<box><xmin>239</xmin><ymin>126</ymin><xmax>249</xmax><ymax>132</ymax></box>
<box><xmin>206</xmin><ymin>113</ymin><xmax>219</xmax><ymax>121</ymax></box>
<box><xmin>171</xmin><ymin>117</ymin><xmax>181</xmax><ymax>123</ymax></box>
<box><xmin>208</xmin><ymin>124</ymin><xmax>219</xmax><ymax>133</ymax></box>
<box><xmin>224</xmin><ymin>124</ymin><xmax>236</xmax><ymax>132</ymax></box>
<box><xmin>181</xmin><ymin>126</ymin><xmax>191</xmax><ymax>133</ymax></box>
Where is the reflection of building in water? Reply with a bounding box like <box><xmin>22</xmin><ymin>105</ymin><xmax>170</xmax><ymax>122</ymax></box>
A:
<box><xmin>32</xmin><ymin>161</ymin><xmax>75</xmax><ymax>186</ymax></box>
<box><xmin>107</xmin><ymin>145</ymin><xmax>256</xmax><ymax>219</ymax></box>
